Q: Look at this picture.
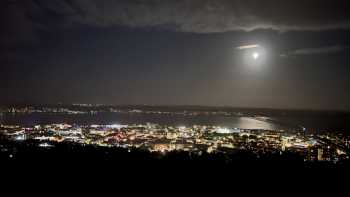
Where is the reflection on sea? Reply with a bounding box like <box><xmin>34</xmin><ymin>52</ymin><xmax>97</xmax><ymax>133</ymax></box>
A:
<box><xmin>1</xmin><ymin>113</ymin><xmax>292</xmax><ymax>131</ymax></box>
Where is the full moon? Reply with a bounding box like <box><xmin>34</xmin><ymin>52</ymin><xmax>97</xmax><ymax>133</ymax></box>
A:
<box><xmin>252</xmin><ymin>52</ymin><xmax>260</xmax><ymax>60</ymax></box>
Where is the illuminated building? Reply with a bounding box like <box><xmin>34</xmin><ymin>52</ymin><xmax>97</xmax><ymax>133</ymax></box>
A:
<box><xmin>318</xmin><ymin>148</ymin><xmax>323</xmax><ymax>161</ymax></box>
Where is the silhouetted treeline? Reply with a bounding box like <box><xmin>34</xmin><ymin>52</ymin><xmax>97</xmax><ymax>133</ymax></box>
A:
<box><xmin>1</xmin><ymin>138</ymin><xmax>349</xmax><ymax>171</ymax></box>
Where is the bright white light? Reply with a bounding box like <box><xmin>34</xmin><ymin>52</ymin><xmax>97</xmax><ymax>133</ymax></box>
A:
<box><xmin>216</xmin><ymin>127</ymin><xmax>241</xmax><ymax>134</ymax></box>
<box><xmin>216</xmin><ymin>128</ymin><xmax>231</xmax><ymax>134</ymax></box>
<box><xmin>107</xmin><ymin>124</ymin><xmax>127</xmax><ymax>129</ymax></box>
<box><xmin>39</xmin><ymin>143</ymin><xmax>53</xmax><ymax>148</ymax></box>
<box><xmin>252</xmin><ymin>52</ymin><xmax>259</xmax><ymax>60</ymax></box>
<box><xmin>178</xmin><ymin>126</ymin><xmax>186</xmax><ymax>131</ymax></box>
<box><xmin>15</xmin><ymin>135</ymin><xmax>25</xmax><ymax>141</ymax></box>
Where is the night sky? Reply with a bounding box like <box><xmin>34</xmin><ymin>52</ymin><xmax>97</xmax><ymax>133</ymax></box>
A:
<box><xmin>1</xmin><ymin>0</ymin><xmax>350</xmax><ymax>110</ymax></box>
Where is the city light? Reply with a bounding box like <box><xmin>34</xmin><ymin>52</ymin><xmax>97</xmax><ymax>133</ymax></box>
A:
<box><xmin>1</xmin><ymin>105</ymin><xmax>349</xmax><ymax>164</ymax></box>
<box><xmin>1</xmin><ymin>121</ymin><xmax>347</xmax><ymax>163</ymax></box>
<box><xmin>216</xmin><ymin>128</ymin><xmax>231</xmax><ymax>134</ymax></box>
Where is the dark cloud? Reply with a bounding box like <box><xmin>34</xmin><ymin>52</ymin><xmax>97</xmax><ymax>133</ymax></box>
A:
<box><xmin>292</xmin><ymin>45</ymin><xmax>346</xmax><ymax>55</ymax></box>
<box><xmin>1</xmin><ymin>0</ymin><xmax>350</xmax><ymax>38</ymax></box>
<box><xmin>279</xmin><ymin>45</ymin><xmax>348</xmax><ymax>58</ymax></box>
<box><xmin>63</xmin><ymin>0</ymin><xmax>350</xmax><ymax>32</ymax></box>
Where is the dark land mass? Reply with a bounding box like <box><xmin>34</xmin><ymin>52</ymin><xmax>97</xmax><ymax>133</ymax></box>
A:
<box><xmin>2</xmin><ymin>104</ymin><xmax>350</xmax><ymax>114</ymax></box>
<box><xmin>1</xmin><ymin>136</ymin><xmax>349</xmax><ymax>170</ymax></box>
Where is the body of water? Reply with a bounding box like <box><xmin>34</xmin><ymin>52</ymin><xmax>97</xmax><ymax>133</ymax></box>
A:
<box><xmin>1</xmin><ymin>113</ymin><xmax>290</xmax><ymax>131</ymax></box>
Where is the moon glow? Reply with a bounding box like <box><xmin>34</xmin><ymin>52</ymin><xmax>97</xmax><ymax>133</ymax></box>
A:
<box><xmin>252</xmin><ymin>52</ymin><xmax>260</xmax><ymax>60</ymax></box>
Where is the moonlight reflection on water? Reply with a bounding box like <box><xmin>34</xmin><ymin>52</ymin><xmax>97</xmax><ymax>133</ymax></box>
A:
<box><xmin>1</xmin><ymin>113</ymin><xmax>288</xmax><ymax>131</ymax></box>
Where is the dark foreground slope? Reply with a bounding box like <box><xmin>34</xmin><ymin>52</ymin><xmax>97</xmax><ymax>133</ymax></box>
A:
<box><xmin>1</xmin><ymin>138</ymin><xmax>349</xmax><ymax>169</ymax></box>
<box><xmin>1</xmin><ymin>139</ymin><xmax>350</xmax><ymax>188</ymax></box>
